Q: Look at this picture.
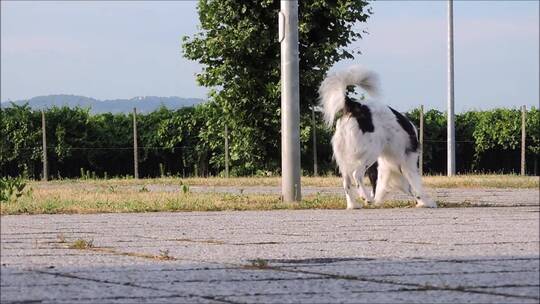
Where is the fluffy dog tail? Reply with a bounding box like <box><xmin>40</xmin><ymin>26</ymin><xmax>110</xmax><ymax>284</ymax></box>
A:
<box><xmin>318</xmin><ymin>65</ymin><xmax>379</xmax><ymax>126</ymax></box>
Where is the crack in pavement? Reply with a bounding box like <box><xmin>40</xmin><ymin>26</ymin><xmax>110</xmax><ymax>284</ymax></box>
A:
<box><xmin>237</xmin><ymin>263</ymin><xmax>540</xmax><ymax>301</ymax></box>
<box><xmin>32</xmin><ymin>269</ymin><xmax>241</xmax><ymax>304</ymax></box>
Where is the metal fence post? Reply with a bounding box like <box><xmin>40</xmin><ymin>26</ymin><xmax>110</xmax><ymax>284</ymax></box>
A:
<box><xmin>419</xmin><ymin>105</ymin><xmax>424</xmax><ymax>176</ymax></box>
<box><xmin>521</xmin><ymin>105</ymin><xmax>526</xmax><ymax>176</ymax></box>
<box><xmin>41</xmin><ymin>110</ymin><xmax>48</xmax><ymax>181</ymax></box>
<box><xmin>312</xmin><ymin>106</ymin><xmax>318</xmax><ymax>176</ymax></box>
<box><xmin>224</xmin><ymin>124</ymin><xmax>229</xmax><ymax>178</ymax></box>
<box><xmin>133</xmin><ymin>107</ymin><xmax>139</xmax><ymax>179</ymax></box>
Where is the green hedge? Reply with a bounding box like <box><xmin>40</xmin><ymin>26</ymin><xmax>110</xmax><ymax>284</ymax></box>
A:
<box><xmin>1</xmin><ymin>104</ymin><xmax>538</xmax><ymax>179</ymax></box>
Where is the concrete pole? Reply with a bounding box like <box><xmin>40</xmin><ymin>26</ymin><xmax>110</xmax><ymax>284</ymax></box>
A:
<box><xmin>279</xmin><ymin>0</ymin><xmax>301</xmax><ymax>202</ymax></box>
<box><xmin>419</xmin><ymin>105</ymin><xmax>424</xmax><ymax>176</ymax></box>
<box><xmin>133</xmin><ymin>107</ymin><xmax>139</xmax><ymax>179</ymax></box>
<box><xmin>447</xmin><ymin>0</ymin><xmax>456</xmax><ymax>176</ymax></box>
<box><xmin>224</xmin><ymin>124</ymin><xmax>229</xmax><ymax>178</ymax></box>
<box><xmin>312</xmin><ymin>106</ymin><xmax>318</xmax><ymax>176</ymax></box>
<box><xmin>41</xmin><ymin>110</ymin><xmax>48</xmax><ymax>181</ymax></box>
<box><xmin>521</xmin><ymin>105</ymin><xmax>526</xmax><ymax>176</ymax></box>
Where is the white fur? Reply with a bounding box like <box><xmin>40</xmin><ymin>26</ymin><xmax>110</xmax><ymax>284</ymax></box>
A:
<box><xmin>319</xmin><ymin>65</ymin><xmax>437</xmax><ymax>209</ymax></box>
<box><xmin>319</xmin><ymin>65</ymin><xmax>379</xmax><ymax>126</ymax></box>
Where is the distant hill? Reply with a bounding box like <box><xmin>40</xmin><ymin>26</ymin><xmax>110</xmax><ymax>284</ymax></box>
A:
<box><xmin>1</xmin><ymin>94</ymin><xmax>205</xmax><ymax>114</ymax></box>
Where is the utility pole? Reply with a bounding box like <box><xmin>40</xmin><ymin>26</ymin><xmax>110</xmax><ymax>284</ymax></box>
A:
<box><xmin>312</xmin><ymin>106</ymin><xmax>318</xmax><ymax>176</ymax></box>
<box><xmin>41</xmin><ymin>110</ymin><xmax>48</xmax><ymax>181</ymax></box>
<box><xmin>447</xmin><ymin>0</ymin><xmax>456</xmax><ymax>176</ymax></box>
<box><xmin>279</xmin><ymin>0</ymin><xmax>301</xmax><ymax>202</ymax></box>
<box><xmin>133</xmin><ymin>107</ymin><xmax>139</xmax><ymax>179</ymax></box>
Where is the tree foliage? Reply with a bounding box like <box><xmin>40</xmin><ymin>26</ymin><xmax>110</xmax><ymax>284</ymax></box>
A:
<box><xmin>182</xmin><ymin>0</ymin><xmax>372</xmax><ymax>175</ymax></box>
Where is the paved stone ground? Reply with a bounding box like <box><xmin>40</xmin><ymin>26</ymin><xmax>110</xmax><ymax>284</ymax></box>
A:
<box><xmin>2</xmin><ymin>201</ymin><xmax>539</xmax><ymax>303</ymax></box>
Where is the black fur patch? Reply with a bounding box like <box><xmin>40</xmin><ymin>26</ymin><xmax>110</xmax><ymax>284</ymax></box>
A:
<box><xmin>366</xmin><ymin>162</ymin><xmax>378</xmax><ymax>195</ymax></box>
<box><xmin>389</xmin><ymin>107</ymin><xmax>419</xmax><ymax>154</ymax></box>
<box><xmin>344</xmin><ymin>97</ymin><xmax>374</xmax><ymax>133</ymax></box>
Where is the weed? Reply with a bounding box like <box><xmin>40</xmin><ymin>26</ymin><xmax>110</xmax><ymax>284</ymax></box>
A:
<box><xmin>181</xmin><ymin>184</ymin><xmax>190</xmax><ymax>194</ymax></box>
<box><xmin>69</xmin><ymin>238</ymin><xmax>94</xmax><ymax>249</ymax></box>
<box><xmin>157</xmin><ymin>249</ymin><xmax>174</xmax><ymax>260</ymax></box>
<box><xmin>251</xmin><ymin>258</ymin><xmax>269</xmax><ymax>268</ymax></box>
<box><xmin>43</xmin><ymin>200</ymin><xmax>60</xmax><ymax>214</ymax></box>
<box><xmin>139</xmin><ymin>186</ymin><xmax>149</xmax><ymax>193</ymax></box>
<box><xmin>0</xmin><ymin>177</ymin><xmax>30</xmax><ymax>203</ymax></box>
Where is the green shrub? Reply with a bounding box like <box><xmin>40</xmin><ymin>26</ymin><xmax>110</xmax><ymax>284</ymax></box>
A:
<box><xmin>0</xmin><ymin>177</ymin><xmax>30</xmax><ymax>203</ymax></box>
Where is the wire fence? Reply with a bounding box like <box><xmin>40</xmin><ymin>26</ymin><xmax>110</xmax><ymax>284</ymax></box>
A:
<box><xmin>7</xmin><ymin>141</ymin><xmax>536</xmax><ymax>180</ymax></box>
<box><xmin>2</xmin><ymin>106</ymin><xmax>538</xmax><ymax>180</ymax></box>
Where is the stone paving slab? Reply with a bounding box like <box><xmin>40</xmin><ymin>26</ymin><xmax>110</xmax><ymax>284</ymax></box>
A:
<box><xmin>223</xmin><ymin>290</ymin><xmax>539</xmax><ymax>304</ymax></box>
<box><xmin>1</xmin><ymin>206</ymin><xmax>539</xmax><ymax>303</ymax></box>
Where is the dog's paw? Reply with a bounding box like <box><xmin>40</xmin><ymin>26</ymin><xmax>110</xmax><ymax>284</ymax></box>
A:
<box><xmin>370</xmin><ymin>198</ymin><xmax>385</xmax><ymax>207</ymax></box>
<box><xmin>346</xmin><ymin>200</ymin><xmax>363</xmax><ymax>210</ymax></box>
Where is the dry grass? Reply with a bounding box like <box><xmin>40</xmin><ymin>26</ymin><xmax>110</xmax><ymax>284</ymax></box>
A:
<box><xmin>0</xmin><ymin>186</ymin><xmax>487</xmax><ymax>215</ymax></box>
<box><xmin>422</xmin><ymin>174</ymin><xmax>538</xmax><ymax>189</ymax></box>
<box><xmin>0</xmin><ymin>185</ymin><xmax>344</xmax><ymax>215</ymax></box>
<box><xmin>34</xmin><ymin>174</ymin><xmax>537</xmax><ymax>189</ymax></box>
<box><xmin>1</xmin><ymin>174</ymin><xmax>536</xmax><ymax>215</ymax></box>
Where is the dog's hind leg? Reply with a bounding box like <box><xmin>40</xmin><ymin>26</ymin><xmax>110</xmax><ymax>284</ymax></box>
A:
<box><xmin>400</xmin><ymin>154</ymin><xmax>437</xmax><ymax>208</ymax></box>
<box><xmin>373</xmin><ymin>161</ymin><xmax>392</xmax><ymax>206</ymax></box>
<box><xmin>366</xmin><ymin>162</ymin><xmax>378</xmax><ymax>198</ymax></box>
<box><xmin>343</xmin><ymin>174</ymin><xmax>362</xmax><ymax>209</ymax></box>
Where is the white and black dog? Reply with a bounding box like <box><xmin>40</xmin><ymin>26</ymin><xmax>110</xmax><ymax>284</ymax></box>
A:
<box><xmin>319</xmin><ymin>65</ymin><xmax>437</xmax><ymax>209</ymax></box>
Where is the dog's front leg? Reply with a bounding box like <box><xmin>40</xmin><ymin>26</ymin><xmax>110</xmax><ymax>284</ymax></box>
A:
<box><xmin>352</xmin><ymin>166</ymin><xmax>373</xmax><ymax>204</ymax></box>
<box><xmin>343</xmin><ymin>175</ymin><xmax>362</xmax><ymax>209</ymax></box>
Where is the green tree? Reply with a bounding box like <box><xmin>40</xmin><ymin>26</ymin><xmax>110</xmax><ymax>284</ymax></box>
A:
<box><xmin>472</xmin><ymin>109</ymin><xmax>520</xmax><ymax>172</ymax></box>
<box><xmin>182</xmin><ymin>0</ymin><xmax>372</xmax><ymax>175</ymax></box>
<box><xmin>87</xmin><ymin>112</ymin><xmax>132</xmax><ymax>176</ymax></box>
<box><xmin>526</xmin><ymin>107</ymin><xmax>539</xmax><ymax>155</ymax></box>
<box><xmin>0</xmin><ymin>104</ymin><xmax>41</xmax><ymax>178</ymax></box>
<box><xmin>154</xmin><ymin>106</ymin><xmax>209</xmax><ymax>177</ymax></box>
<box><xmin>526</xmin><ymin>107</ymin><xmax>539</xmax><ymax>174</ymax></box>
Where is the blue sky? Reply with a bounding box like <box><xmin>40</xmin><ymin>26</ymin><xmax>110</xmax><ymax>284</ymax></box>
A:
<box><xmin>1</xmin><ymin>0</ymin><xmax>538</xmax><ymax>112</ymax></box>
